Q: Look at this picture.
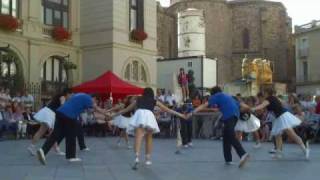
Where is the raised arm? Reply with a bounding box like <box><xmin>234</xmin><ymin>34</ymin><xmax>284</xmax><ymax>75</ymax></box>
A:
<box><xmin>251</xmin><ymin>100</ymin><xmax>270</xmax><ymax>112</ymax></box>
<box><xmin>111</xmin><ymin>101</ymin><xmax>136</xmax><ymax>118</ymax></box>
<box><xmin>156</xmin><ymin>101</ymin><xmax>185</xmax><ymax>119</ymax></box>
<box><xmin>106</xmin><ymin>103</ymin><xmax>124</xmax><ymax>113</ymax></box>
<box><xmin>192</xmin><ymin>102</ymin><xmax>209</xmax><ymax>114</ymax></box>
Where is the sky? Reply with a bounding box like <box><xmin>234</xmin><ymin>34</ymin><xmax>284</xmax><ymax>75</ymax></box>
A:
<box><xmin>157</xmin><ymin>0</ymin><xmax>320</xmax><ymax>26</ymax></box>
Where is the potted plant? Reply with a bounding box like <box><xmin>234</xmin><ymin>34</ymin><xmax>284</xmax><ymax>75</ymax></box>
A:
<box><xmin>63</xmin><ymin>61</ymin><xmax>77</xmax><ymax>70</ymax></box>
<box><xmin>52</xmin><ymin>26</ymin><xmax>71</xmax><ymax>41</ymax></box>
<box><xmin>130</xmin><ymin>29</ymin><xmax>148</xmax><ymax>42</ymax></box>
<box><xmin>0</xmin><ymin>15</ymin><xmax>19</xmax><ymax>32</ymax></box>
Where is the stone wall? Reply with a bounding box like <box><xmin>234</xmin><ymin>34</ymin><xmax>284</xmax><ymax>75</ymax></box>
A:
<box><xmin>157</xmin><ymin>5</ymin><xmax>178</xmax><ymax>58</ymax></box>
<box><xmin>157</xmin><ymin>0</ymin><xmax>292</xmax><ymax>85</ymax></box>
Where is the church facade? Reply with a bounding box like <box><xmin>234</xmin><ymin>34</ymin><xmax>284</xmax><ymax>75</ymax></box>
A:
<box><xmin>157</xmin><ymin>0</ymin><xmax>294</xmax><ymax>86</ymax></box>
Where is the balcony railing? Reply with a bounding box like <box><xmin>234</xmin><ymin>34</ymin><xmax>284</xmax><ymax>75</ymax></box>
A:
<box><xmin>42</xmin><ymin>25</ymin><xmax>54</xmax><ymax>37</ymax></box>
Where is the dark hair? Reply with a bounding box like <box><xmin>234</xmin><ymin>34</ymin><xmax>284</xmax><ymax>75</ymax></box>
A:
<box><xmin>143</xmin><ymin>87</ymin><xmax>154</xmax><ymax>98</ymax></box>
<box><xmin>257</xmin><ymin>92</ymin><xmax>264</xmax><ymax>98</ymax></box>
<box><xmin>265</xmin><ymin>88</ymin><xmax>276</xmax><ymax>96</ymax></box>
<box><xmin>62</xmin><ymin>88</ymin><xmax>72</xmax><ymax>95</ymax></box>
<box><xmin>236</xmin><ymin>93</ymin><xmax>241</xmax><ymax>97</ymax></box>
<box><xmin>210</xmin><ymin>86</ymin><xmax>222</xmax><ymax>95</ymax></box>
<box><xmin>91</xmin><ymin>94</ymin><xmax>99</xmax><ymax>99</ymax></box>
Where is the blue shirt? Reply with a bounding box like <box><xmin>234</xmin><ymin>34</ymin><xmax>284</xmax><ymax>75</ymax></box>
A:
<box><xmin>57</xmin><ymin>93</ymin><xmax>93</xmax><ymax>120</ymax></box>
<box><xmin>208</xmin><ymin>92</ymin><xmax>240</xmax><ymax>121</ymax></box>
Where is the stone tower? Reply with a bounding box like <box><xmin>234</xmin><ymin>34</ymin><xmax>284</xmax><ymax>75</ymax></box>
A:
<box><xmin>158</xmin><ymin>0</ymin><xmax>292</xmax><ymax>85</ymax></box>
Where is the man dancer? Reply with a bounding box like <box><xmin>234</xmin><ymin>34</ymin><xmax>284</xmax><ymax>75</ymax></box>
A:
<box><xmin>187</xmin><ymin>86</ymin><xmax>250</xmax><ymax>168</ymax></box>
<box><xmin>37</xmin><ymin>93</ymin><xmax>102</xmax><ymax>165</ymax></box>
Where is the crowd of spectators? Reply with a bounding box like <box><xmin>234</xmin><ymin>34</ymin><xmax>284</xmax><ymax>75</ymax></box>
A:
<box><xmin>0</xmin><ymin>88</ymin><xmax>36</xmax><ymax>140</ymax></box>
<box><xmin>1</xmin><ymin>86</ymin><xmax>320</xmax><ymax>146</ymax></box>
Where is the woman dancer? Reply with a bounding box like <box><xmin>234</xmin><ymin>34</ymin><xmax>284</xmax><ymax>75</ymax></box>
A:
<box><xmin>234</xmin><ymin>97</ymin><xmax>261</xmax><ymax>148</ymax></box>
<box><xmin>251</xmin><ymin>88</ymin><xmax>309</xmax><ymax>159</ymax></box>
<box><xmin>110</xmin><ymin>88</ymin><xmax>185</xmax><ymax>170</ymax></box>
<box><xmin>27</xmin><ymin>88</ymin><xmax>72</xmax><ymax>155</ymax></box>
<box><xmin>110</xmin><ymin>96</ymin><xmax>135</xmax><ymax>148</ymax></box>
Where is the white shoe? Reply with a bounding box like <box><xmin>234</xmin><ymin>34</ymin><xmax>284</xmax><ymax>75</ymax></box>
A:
<box><xmin>27</xmin><ymin>145</ymin><xmax>36</xmax><ymax>156</ymax></box>
<box><xmin>225</xmin><ymin>161</ymin><xmax>235</xmax><ymax>166</ymax></box>
<box><xmin>305</xmin><ymin>148</ymin><xmax>310</xmax><ymax>160</ymax></box>
<box><xmin>127</xmin><ymin>145</ymin><xmax>133</xmax><ymax>149</ymax></box>
<box><xmin>55</xmin><ymin>150</ymin><xmax>66</xmax><ymax>156</ymax></box>
<box><xmin>81</xmin><ymin>147</ymin><xmax>90</xmax><ymax>152</ymax></box>
<box><xmin>253</xmin><ymin>143</ymin><xmax>261</xmax><ymax>149</ymax></box>
<box><xmin>188</xmin><ymin>142</ymin><xmax>193</xmax><ymax>147</ymax></box>
<box><xmin>271</xmin><ymin>151</ymin><xmax>282</xmax><ymax>159</ymax></box>
<box><xmin>145</xmin><ymin>160</ymin><xmax>152</xmax><ymax>165</ymax></box>
<box><xmin>68</xmin><ymin>158</ymin><xmax>82</xmax><ymax>162</ymax></box>
<box><xmin>269</xmin><ymin>148</ymin><xmax>276</xmax><ymax>154</ymax></box>
<box><xmin>183</xmin><ymin>145</ymin><xmax>189</xmax><ymax>148</ymax></box>
<box><xmin>239</xmin><ymin>153</ymin><xmax>250</xmax><ymax>168</ymax></box>
<box><xmin>37</xmin><ymin>148</ymin><xmax>46</xmax><ymax>165</ymax></box>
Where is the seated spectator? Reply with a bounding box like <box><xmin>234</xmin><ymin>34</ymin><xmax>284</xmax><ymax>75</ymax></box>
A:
<box><xmin>12</xmin><ymin>102</ymin><xmax>27</xmax><ymax>139</ymax></box>
<box><xmin>21</xmin><ymin>90</ymin><xmax>34</xmax><ymax>109</ymax></box>
<box><xmin>3</xmin><ymin>105</ymin><xmax>17</xmax><ymax>137</ymax></box>
<box><xmin>23</xmin><ymin>106</ymin><xmax>39</xmax><ymax>138</ymax></box>
<box><xmin>165</xmin><ymin>90</ymin><xmax>176</xmax><ymax>108</ymax></box>
<box><xmin>157</xmin><ymin>103</ymin><xmax>173</xmax><ymax>138</ymax></box>
<box><xmin>0</xmin><ymin>106</ymin><xmax>6</xmax><ymax>140</ymax></box>
<box><xmin>315</xmin><ymin>95</ymin><xmax>320</xmax><ymax>114</ymax></box>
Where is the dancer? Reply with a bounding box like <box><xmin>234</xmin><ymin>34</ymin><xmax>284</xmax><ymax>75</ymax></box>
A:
<box><xmin>179</xmin><ymin>102</ymin><xmax>194</xmax><ymax>148</ymax></box>
<box><xmin>110</xmin><ymin>87</ymin><xmax>185</xmax><ymax>170</ymax></box>
<box><xmin>178</xmin><ymin>68</ymin><xmax>189</xmax><ymax>101</ymax></box>
<box><xmin>187</xmin><ymin>86</ymin><xmax>250</xmax><ymax>168</ymax></box>
<box><xmin>109</xmin><ymin>96</ymin><xmax>136</xmax><ymax>148</ymax></box>
<box><xmin>251</xmin><ymin>88</ymin><xmax>309</xmax><ymax>159</ymax></box>
<box><xmin>36</xmin><ymin>93</ymin><xmax>105</xmax><ymax>165</ymax></box>
<box><xmin>27</xmin><ymin>88</ymin><xmax>72</xmax><ymax>156</ymax></box>
<box><xmin>234</xmin><ymin>97</ymin><xmax>261</xmax><ymax>148</ymax></box>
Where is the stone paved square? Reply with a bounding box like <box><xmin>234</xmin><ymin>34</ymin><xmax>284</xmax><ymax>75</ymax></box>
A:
<box><xmin>0</xmin><ymin>137</ymin><xmax>319</xmax><ymax>180</ymax></box>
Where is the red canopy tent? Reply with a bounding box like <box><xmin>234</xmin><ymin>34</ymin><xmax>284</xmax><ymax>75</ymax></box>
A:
<box><xmin>72</xmin><ymin>71</ymin><xmax>144</xmax><ymax>101</ymax></box>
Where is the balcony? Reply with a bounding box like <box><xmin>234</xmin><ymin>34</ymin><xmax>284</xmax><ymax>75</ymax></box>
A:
<box><xmin>42</xmin><ymin>25</ymin><xmax>54</xmax><ymax>37</ymax></box>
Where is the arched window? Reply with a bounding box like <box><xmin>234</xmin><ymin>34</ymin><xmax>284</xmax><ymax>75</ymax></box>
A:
<box><xmin>41</xmin><ymin>56</ymin><xmax>67</xmax><ymax>83</ymax></box>
<box><xmin>242</xmin><ymin>28</ymin><xmax>250</xmax><ymax>49</ymax></box>
<box><xmin>0</xmin><ymin>48</ymin><xmax>23</xmax><ymax>93</ymax></box>
<box><xmin>123</xmin><ymin>60</ymin><xmax>148</xmax><ymax>83</ymax></box>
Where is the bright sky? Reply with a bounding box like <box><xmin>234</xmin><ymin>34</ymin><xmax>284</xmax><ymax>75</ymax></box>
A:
<box><xmin>157</xmin><ymin>0</ymin><xmax>320</xmax><ymax>26</ymax></box>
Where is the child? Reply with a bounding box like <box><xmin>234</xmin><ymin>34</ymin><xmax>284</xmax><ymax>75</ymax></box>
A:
<box><xmin>179</xmin><ymin>102</ymin><xmax>194</xmax><ymax>148</ymax></box>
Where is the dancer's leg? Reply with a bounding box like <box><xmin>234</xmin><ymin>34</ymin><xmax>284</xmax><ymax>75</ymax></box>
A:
<box><xmin>284</xmin><ymin>128</ymin><xmax>306</xmax><ymax>152</ymax></box>
<box><xmin>31</xmin><ymin>124</ymin><xmax>48</xmax><ymax>145</ymax></box>
<box><xmin>77</xmin><ymin>122</ymin><xmax>87</xmax><ymax>150</ymax></box>
<box><xmin>145</xmin><ymin>130</ymin><xmax>153</xmax><ymax>163</ymax></box>
<box><xmin>134</xmin><ymin>128</ymin><xmax>145</xmax><ymax>161</ymax></box>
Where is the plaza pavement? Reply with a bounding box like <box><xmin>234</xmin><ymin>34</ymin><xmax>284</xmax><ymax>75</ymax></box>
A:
<box><xmin>0</xmin><ymin>137</ymin><xmax>319</xmax><ymax>180</ymax></box>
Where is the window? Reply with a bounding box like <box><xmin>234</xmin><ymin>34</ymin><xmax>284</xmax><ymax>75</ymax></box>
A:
<box><xmin>303</xmin><ymin>62</ymin><xmax>308</xmax><ymax>82</ymax></box>
<box><xmin>129</xmin><ymin>0</ymin><xmax>144</xmax><ymax>31</ymax></box>
<box><xmin>242</xmin><ymin>28</ymin><xmax>250</xmax><ymax>49</ymax></box>
<box><xmin>299</xmin><ymin>38</ymin><xmax>309</xmax><ymax>58</ymax></box>
<box><xmin>0</xmin><ymin>0</ymin><xmax>19</xmax><ymax>17</ymax></box>
<box><xmin>124</xmin><ymin>60</ymin><xmax>148</xmax><ymax>83</ymax></box>
<box><xmin>41</xmin><ymin>56</ymin><xmax>67</xmax><ymax>83</ymax></box>
<box><xmin>0</xmin><ymin>50</ymin><xmax>17</xmax><ymax>78</ymax></box>
<box><xmin>188</xmin><ymin>62</ymin><xmax>192</xmax><ymax>67</ymax></box>
<box><xmin>42</xmin><ymin>0</ymin><xmax>69</xmax><ymax>29</ymax></box>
